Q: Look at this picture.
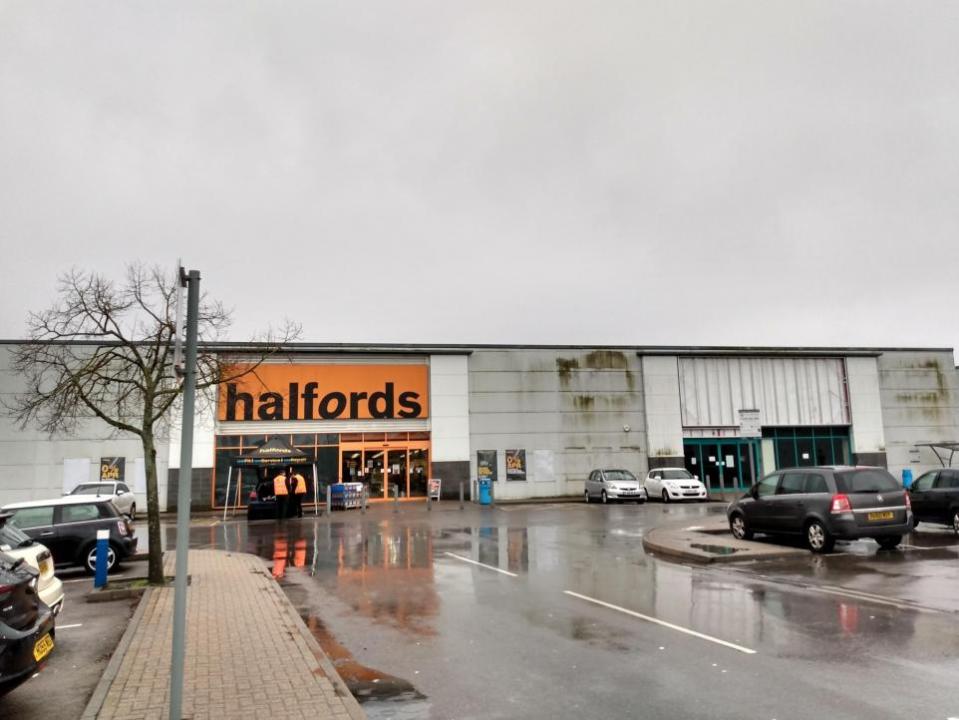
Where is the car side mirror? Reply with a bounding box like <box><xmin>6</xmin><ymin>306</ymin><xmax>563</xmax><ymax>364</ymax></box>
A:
<box><xmin>750</xmin><ymin>487</ymin><xmax>759</xmax><ymax>500</ymax></box>
<box><xmin>116</xmin><ymin>489</ymin><xmax>125</xmax><ymax>495</ymax></box>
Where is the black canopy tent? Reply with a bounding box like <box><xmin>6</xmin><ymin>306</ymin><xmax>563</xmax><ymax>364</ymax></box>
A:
<box><xmin>223</xmin><ymin>438</ymin><xmax>318</xmax><ymax>519</ymax></box>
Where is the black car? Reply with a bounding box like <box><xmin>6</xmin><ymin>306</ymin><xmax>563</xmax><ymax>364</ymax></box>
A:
<box><xmin>0</xmin><ymin>553</ymin><xmax>55</xmax><ymax>696</ymax></box>
<box><xmin>727</xmin><ymin>466</ymin><xmax>913</xmax><ymax>553</ymax></box>
<box><xmin>1</xmin><ymin>497</ymin><xmax>137</xmax><ymax>574</ymax></box>
<box><xmin>908</xmin><ymin>468</ymin><xmax>959</xmax><ymax>533</ymax></box>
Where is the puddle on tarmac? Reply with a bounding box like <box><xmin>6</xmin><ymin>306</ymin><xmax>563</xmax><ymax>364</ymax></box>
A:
<box><xmin>689</xmin><ymin>543</ymin><xmax>741</xmax><ymax>555</ymax></box>
<box><xmin>304</xmin><ymin>615</ymin><xmax>430</xmax><ymax>719</ymax></box>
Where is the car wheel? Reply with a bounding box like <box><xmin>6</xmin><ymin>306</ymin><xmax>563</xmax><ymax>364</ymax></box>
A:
<box><xmin>952</xmin><ymin>510</ymin><xmax>959</xmax><ymax>535</ymax></box>
<box><xmin>601</xmin><ymin>490</ymin><xmax>608</xmax><ymax>504</ymax></box>
<box><xmin>584</xmin><ymin>490</ymin><xmax>590</xmax><ymax>504</ymax></box>
<box><xmin>84</xmin><ymin>542</ymin><xmax>118</xmax><ymax>575</ymax></box>
<box><xmin>913</xmin><ymin>517</ymin><xmax>920</xmax><ymax>529</ymax></box>
<box><xmin>877</xmin><ymin>535</ymin><xmax>902</xmax><ymax>551</ymax></box>
<box><xmin>129</xmin><ymin>503</ymin><xmax>136</xmax><ymax>521</ymax></box>
<box><xmin>805</xmin><ymin>520</ymin><xmax>834</xmax><ymax>554</ymax></box>
<box><xmin>661</xmin><ymin>489</ymin><xmax>670</xmax><ymax>504</ymax></box>
<box><xmin>730</xmin><ymin>513</ymin><xmax>753</xmax><ymax>540</ymax></box>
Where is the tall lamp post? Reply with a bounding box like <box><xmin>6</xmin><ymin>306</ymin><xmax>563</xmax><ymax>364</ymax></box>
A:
<box><xmin>169</xmin><ymin>267</ymin><xmax>200</xmax><ymax>720</ymax></box>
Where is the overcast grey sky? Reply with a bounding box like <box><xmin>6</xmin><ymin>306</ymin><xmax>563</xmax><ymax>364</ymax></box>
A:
<box><xmin>1</xmin><ymin>1</ymin><xmax>957</xmax><ymax>354</ymax></box>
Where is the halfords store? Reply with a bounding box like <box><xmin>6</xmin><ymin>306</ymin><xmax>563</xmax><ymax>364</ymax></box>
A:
<box><xmin>0</xmin><ymin>342</ymin><xmax>957</xmax><ymax>510</ymax></box>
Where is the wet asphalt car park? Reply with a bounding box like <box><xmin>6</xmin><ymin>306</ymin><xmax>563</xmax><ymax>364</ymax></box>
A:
<box><xmin>167</xmin><ymin>501</ymin><xmax>959</xmax><ymax>720</ymax></box>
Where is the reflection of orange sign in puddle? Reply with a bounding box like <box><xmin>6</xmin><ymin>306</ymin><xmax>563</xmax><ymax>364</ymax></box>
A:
<box><xmin>304</xmin><ymin>615</ymin><xmax>426</xmax><ymax>704</ymax></box>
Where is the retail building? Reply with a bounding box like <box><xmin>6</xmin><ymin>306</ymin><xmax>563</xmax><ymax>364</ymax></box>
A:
<box><xmin>1</xmin><ymin>342</ymin><xmax>957</xmax><ymax>510</ymax></box>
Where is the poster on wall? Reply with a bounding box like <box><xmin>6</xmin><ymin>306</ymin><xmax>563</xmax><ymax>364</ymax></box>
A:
<box><xmin>506</xmin><ymin>449</ymin><xmax>527</xmax><ymax>481</ymax></box>
<box><xmin>532</xmin><ymin>450</ymin><xmax>554</xmax><ymax>482</ymax></box>
<box><xmin>477</xmin><ymin>450</ymin><xmax>497</xmax><ymax>482</ymax></box>
<box><xmin>100</xmin><ymin>457</ymin><xmax>125</xmax><ymax>482</ymax></box>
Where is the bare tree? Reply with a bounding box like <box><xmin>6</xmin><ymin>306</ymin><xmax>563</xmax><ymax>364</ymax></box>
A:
<box><xmin>3</xmin><ymin>264</ymin><xmax>300</xmax><ymax>584</ymax></box>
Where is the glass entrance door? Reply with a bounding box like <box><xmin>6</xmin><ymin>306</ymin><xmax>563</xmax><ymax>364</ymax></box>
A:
<box><xmin>387</xmin><ymin>449</ymin><xmax>407</xmax><ymax>498</ymax></box>
<box><xmin>683</xmin><ymin>439</ymin><xmax>760</xmax><ymax>492</ymax></box>
<box><xmin>339</xmin><ymin>439</ymin><xmax>432</xmax><ymax>500</ymax></box>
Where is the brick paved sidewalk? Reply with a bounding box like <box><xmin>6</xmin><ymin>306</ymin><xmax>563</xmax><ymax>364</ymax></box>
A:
<box><xmin>84</xmin><ymin>550</ymin><xmax>364</xmax><ymax>720</ymax></box>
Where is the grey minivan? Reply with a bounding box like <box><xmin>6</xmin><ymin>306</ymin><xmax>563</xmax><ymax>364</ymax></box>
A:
<box><xmin>727</xmin><ymin>466</ymin><xmax>912</xmax><ymax>553</ymax></box>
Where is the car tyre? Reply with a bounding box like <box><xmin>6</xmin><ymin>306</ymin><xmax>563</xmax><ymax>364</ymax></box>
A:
<box><xmin>730</xmin><ymin>512</ymin><xmax>753</xmax><ymax>540</ymax></box>
<box><xmin>601</xmin><ymin>490</ymin><xmax>608</xmax><ymax>504</ymax></box>
<box><xmin>584</xmin><ymin>490</ymin><xmax>590</xmax><ymax>504</ymax></box>
<box><xmin>877</xmin><ymin>535</ymin><xmax>902</xmax><ymax>551</ymax></box>
<box><xmin>805</xmin><ymin>520</ymin><xmax>834</xmax><ymax>554</ymax></box>
<box><xmin>952</xmin><ymin>510</ymin><xmax>959</xmax><ymax>536</ymax></box>
<box><xmin>129</xmin><ymin>503</ymin><xmax>136</xmax><ymax>521</ymax></box>
<box><xmin>83</xmin><ymin>541</ymin><xmax>119</xmax><ymax>575</ymax></box>
<box><xmin>661</xmin><ymin>489</ymin><xmax>670</xmax><ymax>504</ymax></box>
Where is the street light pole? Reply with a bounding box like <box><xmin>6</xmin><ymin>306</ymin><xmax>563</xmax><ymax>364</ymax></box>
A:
<box><xmin>169</xmin><ymin>268</ymin><xmax>200</xmax><ymax>720</ymax></box>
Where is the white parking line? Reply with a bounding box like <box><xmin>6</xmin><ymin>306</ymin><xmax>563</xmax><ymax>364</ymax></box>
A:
<box><xmin>444</xmin><ymin>552</ymin><xmax>518</xmax><ymax>577</ymax></box>
<box><xmin>56</xmin><ymin>623</ymin><xmax>82</xmax><ymax>629</ymax></box>
<box><xmin>563</xmin><ymin>590</ymin><xmax>757</xmax><ymax>655</ymax></box>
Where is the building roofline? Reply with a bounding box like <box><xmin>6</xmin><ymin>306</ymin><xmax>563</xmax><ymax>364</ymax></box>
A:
<box><xmin>0</xmin><ymin>339</ymin><xmax>954</xmax><ymax>356</ymax></box>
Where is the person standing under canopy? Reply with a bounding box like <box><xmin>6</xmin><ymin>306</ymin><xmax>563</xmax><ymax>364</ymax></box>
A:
<box><xmin>273</xmin><ymin>467</ymin><xmax>290</xmax><ymax>520</ymax></box>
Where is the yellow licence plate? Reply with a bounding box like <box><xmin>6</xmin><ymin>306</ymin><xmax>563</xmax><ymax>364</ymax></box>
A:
<box><xmin>867</xmin><ymin>511</ymin><xmax>894</xmax><ymax>521</ymax></box>
<box><xmin>33</xmin><ymin>633</ymin><xmax>54</xmax><ymax>662</ymax></box>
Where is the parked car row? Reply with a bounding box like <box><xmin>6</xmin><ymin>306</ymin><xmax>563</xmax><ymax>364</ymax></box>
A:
<box><xmin>584</xmin><ymin>467</ymin><xmax>709</xmax><ymax>504</ymax></box>
<box><xmin>0</xmin><ymin>491</ymin><xmax>138</xmax><ymax>696</ymax></box>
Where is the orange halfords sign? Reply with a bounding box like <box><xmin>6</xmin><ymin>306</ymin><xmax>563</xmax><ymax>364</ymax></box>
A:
<box><xmin>218</xmin><ymin>364</ymin><xmax>429</xmax><ymax>422</ymax></box>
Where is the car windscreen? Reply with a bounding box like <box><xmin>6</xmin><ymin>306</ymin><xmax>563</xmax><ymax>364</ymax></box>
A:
<box><xmin>604</xmin><ymin>471</ymin><xmax>637</xmax><ymax>483</ymax></box>
<box><xmin>834</xmin><ymin>470</ymin><xmax>900</xmax><ymax>494</ymax></box>
<box><xmin>662</xmin><ymin>470</ymin><xmax>694</xmax><ymax>480</ymax></box>
<box><xmin>72</xmin><ymin>483</ymin><xmax>113</xmax><ymax>494</ymax></box>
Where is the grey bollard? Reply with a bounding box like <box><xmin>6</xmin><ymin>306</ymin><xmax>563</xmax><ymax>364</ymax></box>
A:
<box><xmin>393</xmin><ymin>484</ymin><xmax>399</xmax><ymax>513</ymax></box>
<box><xmin>326</xmin><ymin>485</ymin><xmax>332</xmax><ymax>515</ymax></box>
<box><xmin>459</xmin><ymin>481</ymin><xmax>464</xmax><ymax>510</ymax></box>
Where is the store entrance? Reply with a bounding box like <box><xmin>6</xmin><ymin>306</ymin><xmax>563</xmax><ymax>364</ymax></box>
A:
<box><xmin>683</xmin><ymin>439</ymin><xmax>760</xmax><ymax>492</ymax></box>
<box><xmin>340</xmin><ymin>441</ymin><xmax>430</xmax><ymax>500</ymax></box>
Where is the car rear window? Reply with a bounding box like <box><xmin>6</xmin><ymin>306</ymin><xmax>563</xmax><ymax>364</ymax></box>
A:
<box><xmin>61</xmin><ymin>503</ymin><xmax>102</xmax><ymax>523</ymax></box>
<box><xmin>834</xmin><ymin>469</ymin><xmax>899</xmax><ymax>494</ymax></box>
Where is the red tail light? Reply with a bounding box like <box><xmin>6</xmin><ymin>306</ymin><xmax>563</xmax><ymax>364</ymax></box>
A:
<box><xmin>116</xmin><ymin>520</ymin><xmax>128</xmax><ymax>536</ymax></box>
<box><xmin>830</xmin><ymin>494</ymin><xmax>852</xmax><ymax>514</ymax></box>
<box><xmin>904</xmin><ymin>491</ymin><xmax>911</xmax><ymax>510</ymax></box>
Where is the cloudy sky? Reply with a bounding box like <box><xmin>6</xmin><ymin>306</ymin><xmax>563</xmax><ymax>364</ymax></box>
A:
<box><xmin>1</xmin><ymin>1</ymin><xmax>957</xmax><ymax>354</ymax></box>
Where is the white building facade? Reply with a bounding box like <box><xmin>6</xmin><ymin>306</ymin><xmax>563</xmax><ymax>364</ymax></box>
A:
<box><xmin>1</xmin><ymin>342</ymin><xmax>956</xmax><ymax>509</ymax></box>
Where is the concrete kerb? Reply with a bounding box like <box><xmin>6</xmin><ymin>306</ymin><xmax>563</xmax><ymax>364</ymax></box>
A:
<box><xmin>642</xmin><ymin>521</ymin><xmax>810</xmax><ymax>564</ymax></box>
<box><xmin>80</xmin><ymin>587</ymin><xmax>153</xmax><ymax>720</ymax></box>
<box><xmin>253</xmin><ymin>556</ymin><xmax>367</xmax><ymax>720</ymax></box>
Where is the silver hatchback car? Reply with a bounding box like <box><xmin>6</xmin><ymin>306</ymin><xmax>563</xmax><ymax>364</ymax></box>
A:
<box><xmin>585</xmin><ymin>469</ymin><xmax>648</xmax><ymax>504</ymax></box>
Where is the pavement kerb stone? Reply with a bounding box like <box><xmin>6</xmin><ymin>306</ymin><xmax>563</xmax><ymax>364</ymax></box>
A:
<box><xmin>642</xmin><ymin>520</ymin><xmax>810</xmax><ymax>564</ymax></box>
<box><xmin>80</xmin><ymin>586</ymin><xmax>153</xmax><ymax>720</ymax></box>
<box><xmin>252</xmin><ymin>556</ymin><xmax>366</xmax><ymax>720</ymax></box>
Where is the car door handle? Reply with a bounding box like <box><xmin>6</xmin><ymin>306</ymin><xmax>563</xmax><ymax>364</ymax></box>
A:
<box><xmin>39</xmin><ymin>531</ymin><xmax>55</xmax><ymax>537</ymax></box>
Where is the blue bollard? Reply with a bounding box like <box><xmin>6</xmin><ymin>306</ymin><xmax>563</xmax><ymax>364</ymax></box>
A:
<box><xmin>478</xmin><ymin>479</ymin><xmax>492</xmax><ymax>505</ymax></box>
<box><xmin>94</xmin><ymin>529</ymin><xmax>110</xmax><ymax>589</ymax></box>
<box><xmin>902</xmin><ymin>468</ymin><xmax>914</xmax><ymax>489</ymax></box>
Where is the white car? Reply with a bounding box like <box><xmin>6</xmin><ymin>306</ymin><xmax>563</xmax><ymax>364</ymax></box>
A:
<box><xmin>644</xmin><ymin>468</ymin><xmax>708</xmax><ymax>502</ymax></box>
<box><xmin>585</xmin><ymin>469</ymin><xmax>648</xmax><ymax>504</ymax></box>
<box><xmin>68</xmin><ymin>480</ymin><xmax>137</xmax><ymax>519</ymax></box>
<box><xmin>0</xmin><ymin>511</ymin><xmax>64</xmax><ymax>614</ymax></box>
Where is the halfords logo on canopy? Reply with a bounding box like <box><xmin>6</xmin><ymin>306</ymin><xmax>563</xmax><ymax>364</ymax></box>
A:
<box><xmin>218</xmin><ymin>364</ymin><xmax>429</xmax><ymax>422</ymax></box>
